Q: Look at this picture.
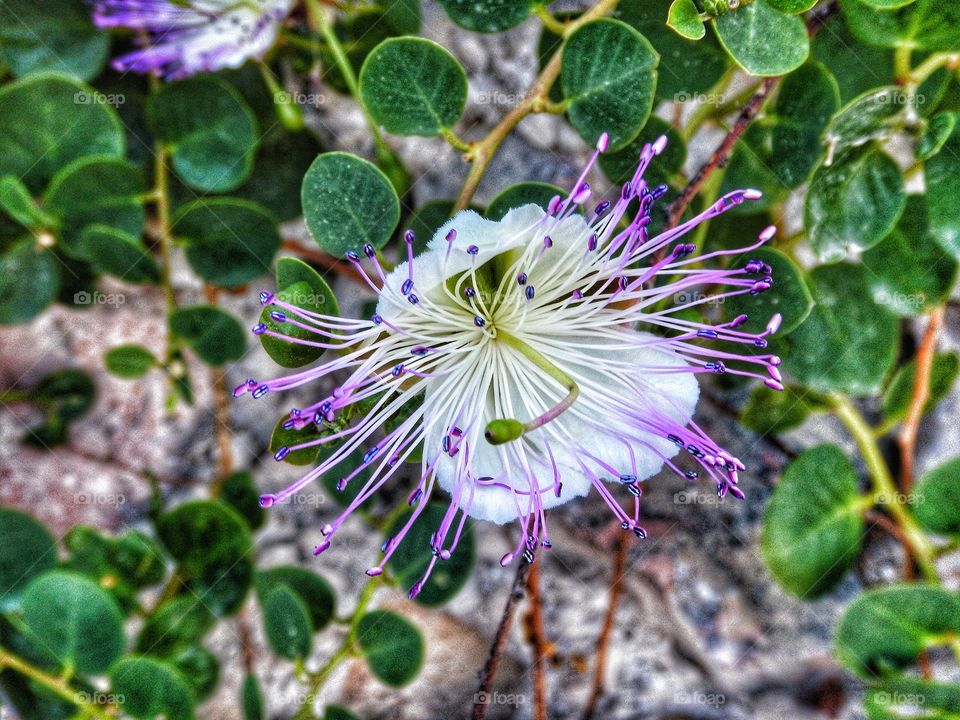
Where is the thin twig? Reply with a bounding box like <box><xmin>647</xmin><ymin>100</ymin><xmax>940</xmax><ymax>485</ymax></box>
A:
<box><xmin>580</xmin><ymin>530</ymin><xmax>628</xmax><ymax>720</ymax></box>
<box><xmin>664</xmin><ymin>76</ymin><xmax>778</xmax><ymax>230</ymax></box>
<box><xmin>526</xmin><ymin>561</ymin><xmax>549</xmax><ymax>720</ymax></box>
<box><xmin>281</xmin><ymin>238</ymin><xmax>366</xmax><ymax>285</ymax></box>
<box><xmin>472</xmin><ymin>560</ymin><xmax>532</xmax><ymax>720</ymax></box>
<box><xmin>898</xmin><ymin>306</ymin><xmax>946</xmax><ymax>491</ymax></box>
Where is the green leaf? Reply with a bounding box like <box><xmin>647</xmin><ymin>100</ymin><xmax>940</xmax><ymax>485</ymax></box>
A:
<box><xmin>911</xmin><ymin>457</ymin><xmax>960</xmax><ymax>535</ymax></box>
<box><xmin>718</xmin><ymin>122</ymin><xmax>789</xmax><ymax>215</ymax></box>
<box><xmin>360</xmin><ymin>38</ymin><xmax>467</xmax><ymax>136</ymax></box>
<box><xmin>0</xmin><ymin>0</ymin><xmax>108</xmax><ymax>81</ymax></box>
<box><xmin>0</xmin><ymin>239</ymin><xmax>59</xmax><ymax>325</ymax></box>
<box><xmin>256</xmin><ymin>566</ymin><xmax>336</xmax><ymax>631</ymax></box>
<box><xmin>382</xmin><ymin>0</ymin><xmax>421</xmax><ymax>34</ymax></box>
<box><xmin>835</xmin><ymin>584</ymin><xmax>960</xmax><ymax>676</ymax></box>
<box><xmin>220</xmin><ymin>470</ymin><xmax>267</xmax><ymax>531</ymax></box>
<box><xmin>44</xmin><ymin>156</ymin><xmax>146</xmax><ymax>255</ymax></box>
<box><xmin>176</xmin><ymin>198</ymin><xmax>280</xmax><ymax>288</ymax></box>
<box><xmin>110</xmin><ymin>656</ymin><xmax>195</xmax><ymax>720</ymax></box>
<box><xmin>917</xmin><ymin>112</ymin><xmax>957</xmax><ymax>161</ymax></box>
<box><xmin>105</xmin><ymin>344</ymin><xmax>157</xmax><ymax>378</ymax></box>
<box><xmin>22</xmin><ymin>570</ymin><xmax>125</xmax><ymax>674</ymax></box>
<box><xmin>157</xmin><ymin>500</ymin><xmax>254</xmax><ymax>616</ymax></box>
<box><xmin>324</xmin><ymin>706</ymin><xmax>361</xmax><ymax>720</ymax></box>
<box><xmin>269</xmin><ymin>415</ymin><xmax>326</xmax><ymax>466</ymax></box>
<box><xmin>78</xmin><ymin>225</ymin><xmax>160</xmax><ymax>284</ymax></box>
<box><xmin>137</xmin><ymin>597</ymin><xmax>214</xmax><ymax>657</ymax></box>
<box><xmin>810</xmin><ymin>13</ymin><xmax>893</xmax><ymax>103</ymax></box>
<box><xmin>865</xmin><ymin>677</ymin><xmax>960</xmax><ymax>720</ymax></box>
<box><xmin>761</xmin><ymin>445</ymin><xmax>865</xmax><ymax>597</ymax></box>
<box><xmin>170</xmin><ymin>645</ymin><xmax>219</xmax><ymax>701</ymax></box>
<box><xmin>0</xmin><ymin>175</ymin><xmax>54</xmax><ymax>229</ymax></box>
<box><xmin>714</xmin><ymin>0</ymin><xmax>809</xmax><ymax>76</ymax></box>
<box><xmin>386</xmin><ymin>503</ymin><xmax>476</xmax><ymax>606</ymax></box>
<box><xmin>766</xmin><ymin>0</ymin><xmax>818</xmax><ymax>11</ymax></box>
<box><xmin>741</xmin><ymin>384</ymin><xmax>824</xmax><ymax>435</ymax></box>
<box><xmin>356</xmin><ymin>610</ymin><xmax>424</xmax><ymax>686</ymax></box>
<box><xmin>805</xmin><ymin>145</ymin><xmax>905</xmax><ymax>262</ymax></box>
<box><xmin>259</xmin><ymin>259</ymin><xmax>339</xmax><ymax>369</ymax></box>
<box><xmin>824</xmin><ymin>87</ymin><xmax>914</xmax><ymax>158</ymax></box>
<box><xmin>242</xmin><ymin>674</ymin><xmax>264</xmax><ymax>720</ymax></box>
<box><xmin>485</xmin><ymin>182</ymin><xmax>567</xmax><ymax>221</ymax></box>
<box><xmin>882</xmin><ymin>352</ymin><xmax>959</xmax><ymax>423</ymax></box>
<box><xmin>170</xmin><ymin>305</ymin><xmax>246</xmax><ymax>366</ymax></box>
<box><xmin>436</xmin><ymin>0</ymin><xmax>533</xmax><ymax>32</ymax></box>
<box><xmin>147</xmin><ymin>76</ymin><xmax>258</xmax><ymax>193</ymax></box>
<box><xmin>234</xmin><ymin>128</ymin><xmax>323</xmax><ymax>222</ymax></box>
<box><xmin>862</xmin><ymin>196</ymin><xmax>958</xmax><ymax>316</ymax></box>
<box><xmin>859</xmin><ymin>0</ymin><xmax>917</xmax><ymax>7</ymax></box>
<box><xmin>840</xmin><ymin>0</ymin><xmax>960</xmax><ymax>51</ymax></box>
<box><xmin>0</xmin><ymin>509</ymin><xmax>56</xmax><ymax>611</ymax></box>
<box><xmin>301</xmin><ymin>152</ymin><xmax>400</xmax><ymax>258</ymax></box>
<box><xmin>785</xmin><ymin>263</ymin><xmax>899</xmax><ymax>395</ymax></box>
<box><xmin>667</xmin><ymin>0</ymin><xmax>705</xmax><ymax>39</ymax></box>
<box><xmin>34</xmin><ymin>368</ymin><xmax>96</xmax><ymax>422</ymax></box>
<box><xmin>926</xmin><ymin>118</ymin><xmax>960</xmax><ymax>258</ymax></box>
<box><xmin>617</xmin><ymin>0</ymin><xmax>728</xmax><ymax>101</ymax></box>
<box><xmin>725</xmin><ymin>249</ymin><xmax>814</xmax><ymax>335</ymax></box>
<box><xmin>598</xmin><ymin>116</ymin><xmax>685</xmax><ymax>188</ymax></box>
<box><xmin>262</xmin><ymin>585</ymin><xmax>313</xmax><ymax>660</ymax></box>
<box><xmin>770</xmin><ymin>62</ymin><xmax>840</xmax><ymax>187</ymax></box>
<box><xmin>562</xmin><ymin>19</ymin><xmax>659</xmax><ymax>151</ymax></box>
<box><xmin>0</xmin><ymin>74</ymin><xmax>124</xmax><ymax>193</ymax></box>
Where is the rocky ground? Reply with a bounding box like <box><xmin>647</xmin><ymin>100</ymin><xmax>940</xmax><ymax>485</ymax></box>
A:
<box><xmin>2</xmin><ymin>2</ymin><xmax>959</xmax><ymax>719</ymax></box>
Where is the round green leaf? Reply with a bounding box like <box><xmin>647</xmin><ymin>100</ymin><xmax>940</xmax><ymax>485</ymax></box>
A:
<box><xmin>44</xmin><ymin>156</ymin><xmax>146</xmax><ymax>255</ymax></box>
<box><xmin>436</xmin><ymin>0</ymin><xmax>533</xmax><ymax>32</ymax></box>
<box><xmin>242</xmin><ymin>673</ymin><xmax>264</xmax><ymax>720</ymax></box>
<box><xmin>301</xmin><ymin>152</ymin><xmax>400</xmax><ymax>258</ymax></box>
<box><xmin>805</xmin><ymin>145</ymin><xmax>905</xmax><ymax>262</ymax></box>
<box><xmin>761</xmin><ymin>445</ymin><xmax>865</xmax><ymax>597</ymax></box>
<box><xmin>741</xmin><ymin>384</ymin><xmax>824</xmax><ymax>435</ymax></box>
<box><xmin>262</xmin><ymin>585</ymin><xmax>313</xmax><ymax>660</ymax></box>
<box><xmin>766</xmin><ymin>0</ymin><xmax>818</xmax><ymax>11</ymax></box>
<box><xmin>485</xmin><ymin>182</ymin><xmax>567</xmax><ymax>221</ymax></box>
<box><xmin>911</xmin><ymin>457</ymin><xmax>960</xmax><ymax>535</ymax></box>
<box><xmin>356</xmin><ymin>610</ymin><xmax>424</xmax><ymax>686</ymax></box>
<box><xmin>860</xmin><ymin>0</ymin><xmax>917</xmax><ymax>7</ymax></box>
<box><xmin>79</xmin><ymin>225</ymin><xmax>160</xmax><ymax>284</ymax></box>
<box><xmin>170</xmin><ymin>305</ymin><xmax>246</xmax><ymax>366</ymax></box>
<box><xmin>862</xmin><ymin>196</ymin><xmax>958</xmax><ymax>316</ymax></box>
<box><xmin>0</xmin><ymin>239</ymin><xmax>59</xmax><ymax>325</ymax></box>
<box><xmin>147</xmin><ymin>77</ymin><xmax>258</xmax><ymax>193</ymax></box>
<box><xmin>22</xmin><ymin>570</ymin><xmax>124</xmax><ymax>675</ymax></box>
<box><xmin>360</xmin><ymin>38</ymin><xmax>467</xmax><ymax>136</ymax></box>
<box><xmin>917</xmin><ymin>112</ymin><xmax>956</xmax><ymax>162</ymax></box>
<box><xmin>841</xmin><ymin>0</ymin><xmax>960</xmax><ymax>51</ymax></box>
<box><xmin>157</xmin><ymin>500</ymin><xmax>254</xmax><ymax>616</ymax></box>
<box><xmin>926</xmin><ymin>118</ymin><xmax>960</xmax><ymax>259</ymax></box>
<box><xmin>176</xmin><ymin>199</ymin><xmax>280</xmax><ymax>288</ymax></box>
<box><xmin>260</xmin><ymin>259</ymin><xmax>339</xmax><ymax>369</ymax></box>
<box><xmin>136</xmin><ymin>596</ymin><xmax>214</xmax><ymax>657</ymax></box>
<box><xmin>170</xmin><ymin>645</ymin><xmax>219</xmax><ymax>701</ymax></box>
<box><xmin>64</xmin><ymin>527</ymin><xmax>166</xmax><ymax>610</ymax></box>
<box><xmin>0</xmin><ymin>508</ymin><xmax>56</xmax><ymax>610</ymax></box>
<box><xmin>562</xmin><ymin>19</ymin><xmax>659</xmax><ymax>151</ymax></box>
<box><xmin>617</xmin><ymin>0</ymin><xmax>728</xmax><ymax>101</ymax></box>
<box><xmin>0</xmin><ymin>175</ymin><xmax>54</xmax><ymax>229</ymax></box>
<box><xmin>34</xmin><ymin>368</ymin><xmax>95</xmax><ymax>422</ymax></box>
<box><xmin>883</xmin><ymin>352</ymin><xmax>959</xmax><ymax>423</ymax></box>
<box><xmin>220</xmin><ymin>470</ymin><xmax>267</xmax><ymax>531</ymax></box>
<box><xmin>256</xmin><ymin>566</ymin><xmax>336</xmax><ymax>631</ymax></box>
<box><xmin>110</xmin><ymin>656</ymin><xmax>195</xmax><ymax>720</ymax></box>
<box><xmin>824</xmin><ymin>87</ymin><xmax>913</xmax><ymax>158</ymax></box>
<box><xmin>0</xmin><ymin>74</ymin><xmax>124</xmax><ymax>193</ymax></box>
<box><xmin>835</xmin><ymin>585</ymin><xmax>960</xmax><ymax>676</ymax></box>
<box><xmin>599</xmin><ymin>116</ymin><xmax>685</xmax><ymax>188</ymax></box>
<box><xmin>235</xmin><ymin>128</ymin><xmax>323</xmax><ymax>222</ymax></box>
<box><xmin>0</xmin><ymin>0</ymin><xmax>109</xmax><ymax>81</ymax></box>
<box><xmin>105</xmin><ymin>344</ymin><xmax>157</xmax><ymax>378</ymax></box>
<box><xmin>667</xmin><ymin>0</ymin><xmax>705</xmax><ymax>39</ymax></box>
<box><xmin>785</xmin><ymin>263</ymin><xmax>899</xmax><ymax>395</ymax></box>
<box><xmin>269</xmin><ymin>414</ymin><xmax>325</xmax><ymax>466</ymax></box>
<box><xmin>770</xmin><ymin>62</ymin><xmax>840</xmax><ymax>187</ymax></box>
<box><xmin>714</xmin><ymin>0</ymin><xmax>809</xmax><ymax>76</ymax></box>
<box><xmin>386</xmin><ymin>503</ymin><xmax>476</xmax><ymax>606</ymax></box>
<box><xmin>725</xmin><ymin>248</ymin><xmax>813</xmax><ymax>335</ymax></box>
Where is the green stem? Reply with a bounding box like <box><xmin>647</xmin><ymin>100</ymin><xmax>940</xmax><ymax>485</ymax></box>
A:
<box><xmin>0</xmin><ymin>646</ymin><xmax>115</xmax><ymax>719</ymax></box>
<box><xmin>894</xmin><ymin>45</ymin><xmax>912</xmax><ymax>84</ymax></box>
<box><xmin>440</xmin><ymin>127</ymin><xmax>472</xmax><ymax>153</ymax></box>
<box><xmin>829</xmin><ymin>394</ymin><xmax>938</xmax><ymax>582</ymax></box>
<box><xmin>534</xmin><ymin>4</ymin><xmax>568</xmax><ymax>35</ymax></box>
